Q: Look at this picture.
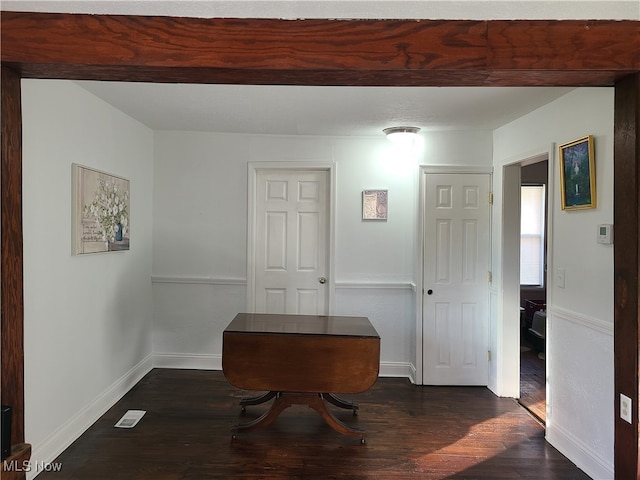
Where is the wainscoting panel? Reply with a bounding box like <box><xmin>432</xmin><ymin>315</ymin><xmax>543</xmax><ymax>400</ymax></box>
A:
<box><xmin>545</xmin><ymin>306</ymin><xmax>614</xmax><ymax>480</ymax></box>
<box><xmin>151</xmin><ymin>276</ymin><xmax>417</xmax><ymax>380</ymax></box>
<box><xmin>334</xmin><ymin>281</ymin><xmax>416</xmax><ymax>380</ymax></box>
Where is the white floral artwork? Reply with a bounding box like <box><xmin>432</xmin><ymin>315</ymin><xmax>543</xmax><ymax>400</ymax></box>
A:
<box><xmin>362</xmin><ymin>190</ymin><xmax>388</xmax><ymax>220</ymax></box>
<box><xmin>72</xmin><ymin>164</ymin><xmax>130</xmax><ymax>254</ymax></box>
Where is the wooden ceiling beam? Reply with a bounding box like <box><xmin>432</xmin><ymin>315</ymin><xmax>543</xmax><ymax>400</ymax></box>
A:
<box><xmin>1</xmin><ymin>12</ymin><xmax>638</xmax><ymax>86</ymax></box>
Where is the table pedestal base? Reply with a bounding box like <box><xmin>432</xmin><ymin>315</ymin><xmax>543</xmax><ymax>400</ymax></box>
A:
<box><xmin>232</xmin><ymin>392</ymin><xmax>365</xmax><ymax>443</ymax></box>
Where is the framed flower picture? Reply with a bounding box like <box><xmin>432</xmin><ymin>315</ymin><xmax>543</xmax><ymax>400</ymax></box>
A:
<box><xmin>559</xmin><ymin>135</ymin><xmax>596</xmax><ymax>211</ymax></box>
<box><xmin>72</xmin><ymin>164</ymin><xmax>130</xmax><ymax>254</ymax></box>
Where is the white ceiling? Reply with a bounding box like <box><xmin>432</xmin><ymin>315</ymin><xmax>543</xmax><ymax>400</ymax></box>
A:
<box><xmin>6</xmin><ymin>1</ymin><xmax>634</xmax><ymax>136</ymax></box>
<box><xmin>74</xmin><ymin>82</ymin><xmax>575</xmax><ymax>136</ymax></box>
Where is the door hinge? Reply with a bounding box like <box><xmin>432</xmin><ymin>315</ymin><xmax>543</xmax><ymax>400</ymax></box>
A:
<box><xmin>488</xmin><ymin>350</ymin><xmax>492</xmax><ymax>361</ymax></box>
<box><xmin>488</xmin><ymin>271</ymin><xmax>492</xmax><ymax>283</ymax></box>
<box><xmin>488</xmin><ymin>192</ymin><xmax>494</xmax><ymax>205</ymax></box>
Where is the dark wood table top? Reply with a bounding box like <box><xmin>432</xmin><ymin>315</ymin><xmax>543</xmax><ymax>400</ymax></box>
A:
<box><xmin>224</xmin><ymin>313</ymin><xmax>380</xmax><ymax>338</ymax></box>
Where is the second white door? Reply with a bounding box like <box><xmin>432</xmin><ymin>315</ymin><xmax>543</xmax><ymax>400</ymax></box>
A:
<box><xmin>253</xmin><ymin>168</ymin><xmax>330</xmax><ymax>315</ymax></box>
<box><xmin>422</xmin><ymin>172</ymin><xmax>491</xmax><ymax>385</ymax></box>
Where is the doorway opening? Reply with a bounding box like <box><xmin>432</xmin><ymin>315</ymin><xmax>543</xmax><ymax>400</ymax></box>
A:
<box><xmin>518</xmin><ymin>160</ymin><xmax>549</xmax><ymax>424</ymax></box>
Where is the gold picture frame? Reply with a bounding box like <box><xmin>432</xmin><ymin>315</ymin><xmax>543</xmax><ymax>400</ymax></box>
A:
<box><xmin>559</xmin><ymin>135</ymin><xmax>596</xmax><ymax>211</ymax></box>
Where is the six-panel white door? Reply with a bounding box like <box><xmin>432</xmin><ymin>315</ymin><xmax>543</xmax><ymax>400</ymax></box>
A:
<box><xmin>253</xmin><ymin>169</ymin><xmax>330</xmax><ymax>315</ymax></box>
<box><xmin>422</xmin><ymin>173</ymin><xmax>491</xmax><ymax>385</ymax></box>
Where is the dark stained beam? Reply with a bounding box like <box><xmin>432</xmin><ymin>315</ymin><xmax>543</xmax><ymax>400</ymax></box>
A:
<box><xmin>1</xmin><ymin>64</ymin><xmax>631</xmax><ymax>87</ymax></box>
<box><xmin>1</xmin><ymin>65</ymin><xmax>24</xmax><ymax>446</ymax></box>
<box><xmin>1</xmin><ymin>13</ymin><xmax>638</xmax><ymax>86</ymax></box>
<box><xmin>4</xmin><ymin>14</ymin><xmax>483</xmax><ymax>69</ymax></box>
<box><xmin>488</xmin><ymin>20</ymin><xmax>639</xmax><ymax>70</ymax></box>
<box><xmin>614</xmin><ymin>73</ymin><xmax>640</xmax><ymax>480</ymax></box>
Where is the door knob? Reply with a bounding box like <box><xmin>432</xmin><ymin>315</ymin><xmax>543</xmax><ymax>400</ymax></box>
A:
<box><xmin>427</xmin><ymin>289</ymin><xmax>433</xmax><ymax>295</ymax></box>
<box><xmin>318</xmin><ymin>277</ymin><xmax>327</xmax><ymax>284</ymax></box>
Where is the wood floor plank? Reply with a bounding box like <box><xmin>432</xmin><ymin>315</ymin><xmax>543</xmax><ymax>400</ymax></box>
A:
<box><xmin>35</xmin><ymin>369</ymin><xmax>590</xmax><ymax>480</ymax></box>
<box><xmin>520</xmin><ymin>342</ymin><xmax>546</xmax><ymax>423</ymax></box>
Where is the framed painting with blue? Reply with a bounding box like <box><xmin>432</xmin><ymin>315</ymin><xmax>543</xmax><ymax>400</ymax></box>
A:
<box><xmin>72</xmin><ymin>164</ymin><xmax>130</xmax><ymax>254</ymax></box>
<box><xmin>559</xmin><ymin>135</ymin><xmax>596</xmax><ymax>211</ymax></box>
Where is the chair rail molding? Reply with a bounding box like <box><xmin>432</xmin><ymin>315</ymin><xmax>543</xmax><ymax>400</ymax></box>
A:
<box><xmin>548</xmin><ymin>305</ymin><xmax>613</xmax><ymax>336</ymax></box>
<box><xmin>151</xmin><ymin>275</ymin><xmax>247</xmax><ymax>286</ymax></box>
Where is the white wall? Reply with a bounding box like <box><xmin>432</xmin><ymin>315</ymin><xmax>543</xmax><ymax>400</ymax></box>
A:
<box><xmin>18</xmin><ymin>80</ymin><xmax>493</xmax><ymax>470</ymax></box>
<box><xmin>21</xmin><ymin>79</ymin><xmax>155</xmax><ymax>475</ymax></box>
<box><xmin>492</xmin><ymin>87</ymin><xmax>615</xmax><ymax>479</ymax></box>
<box><xmin>151</xmin><ymin>129</ymin><xmax>492</xmax><ymax>377</ymax></box>
<box><xmin>25</xmin><ymin>78</ymin><xmax>613</xmax><ymax>478</ymax></box>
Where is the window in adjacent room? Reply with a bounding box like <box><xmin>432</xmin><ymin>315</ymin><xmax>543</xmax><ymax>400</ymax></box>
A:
<box><xmin>520</xmin><ymin>185</ymin><xmax>546</xmax><ymax>286</ymax></box>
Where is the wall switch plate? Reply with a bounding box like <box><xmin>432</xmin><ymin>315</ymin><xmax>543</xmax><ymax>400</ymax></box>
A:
<box><xmin>620</xmin><ymin>394</ymin><xmax>632</xmax><ymax>424</ymax></box>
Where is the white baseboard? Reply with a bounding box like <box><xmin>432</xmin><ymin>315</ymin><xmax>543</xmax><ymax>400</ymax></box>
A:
<box><xmin>152</xmin><ymin>352</ymin><xmax>222</xmax><ymax>370</ymax></box>
<box><xmin>29</xmin><ymin>355</ymin><xmax>153</xmax><ymax>480</ymax></box>
<box><xmin>152</xmin><ymin>354</ymin><xmax>415</xmax><ymax>383</ymax></box>
<box><xmin>379</xmin><ymin>361</ymin><xmax>416</xmax><ymax>383</ymax></box>
<box><xmin>546</xmin><ymin>422</ymin><xmax>613</xmax><ymax>480</ymax></box>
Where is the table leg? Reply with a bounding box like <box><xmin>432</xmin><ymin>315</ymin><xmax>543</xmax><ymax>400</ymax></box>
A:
<box><xmin>232</xmin><ymin>392</ymin><xmax>366</xmax><ymax>443</ymax></box>
<box><xmin>239</xmin><ymin>391</ymin><xmax>278</xmax><ymax>412</ymax></box>
<box><xmin>232</xmin><ymin>392</ymin><xmax>291</xmax><ymax>438</ymax></box>
<box><xmin>323</xmin><ymin>393</ymin><xmax>359</xmax><ymax>415</ymax></box>
<box><xmin>312</xmin><ymin>394</ymin><xmax>365</xmax><ymax>442</ymax></box>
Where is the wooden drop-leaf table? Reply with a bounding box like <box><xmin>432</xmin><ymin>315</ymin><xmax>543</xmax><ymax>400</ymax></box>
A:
<box><xmin>222</xmin><ymin>313</ymin><xmax>381</xmax><ymax>443</ymax></box>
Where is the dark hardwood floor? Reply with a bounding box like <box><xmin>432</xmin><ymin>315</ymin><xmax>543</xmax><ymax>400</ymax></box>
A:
<box><xmin>37</xmin><ymin>369</ymin><xmax>589</xmax><ymax>479</ymax></box>
<box><xmin>519</xmin><ymin>343</ymin><xmax>546</xmax><ymax>424</ymax></box>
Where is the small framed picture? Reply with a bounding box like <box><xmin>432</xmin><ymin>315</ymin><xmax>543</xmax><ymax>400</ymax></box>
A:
<box><xmin>559</xmin><ymin>135</ymin><xmax>596</xmax><ymax>211</ymax></box>
<box><xmin>362</xmin><ymin>189</ymin><xmax>388</xmax><ymax>220</ymax></box>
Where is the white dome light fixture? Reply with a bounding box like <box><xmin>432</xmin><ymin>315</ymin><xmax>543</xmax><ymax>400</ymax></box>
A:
<box><xmin>383</xmin><ymin>126</ymin><xmax>421</xmax><ymax>147</ymax></box>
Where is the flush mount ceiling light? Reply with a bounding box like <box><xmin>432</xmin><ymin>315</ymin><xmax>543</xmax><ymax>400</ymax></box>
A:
<box><xmin>383</xmin><ymin>126</ymin><xmax>421</xmax><ymax>145</ymax></box>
